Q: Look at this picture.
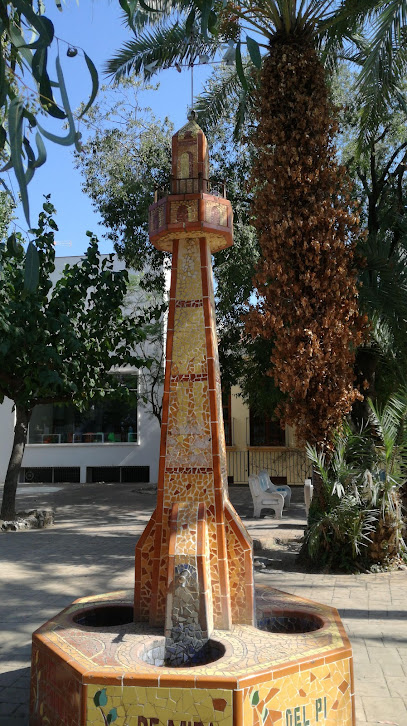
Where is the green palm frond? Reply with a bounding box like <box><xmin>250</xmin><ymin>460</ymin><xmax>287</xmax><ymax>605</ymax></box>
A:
<box><xmin>195</xmin><ymin>64</ymin><xmax>258</xmax><ymax>138</ymax></box>
<box><xmin>258</xmin><ymin>0</ymin><xmax>339</xmax><ymax>40</ymax></box>
<box><xmin>121</xmin><ymin>0</ymin><xmax>191</xmax><ymax>30</ymax></box>
<box><xmin>368</xmin><ymin>313</ymin><xmax>395</xmax><ymax>358</ymax></box>
<box><xmin>355</xmin><ymin>1</ymin><xmax>407</xmax><ymax>145</ymax></box>
<box><xmin>358</xmin><ymin>234</ymin><xmax>407</xmax><ymax>329</ymax></box>
<box><xmin>106</xmin><ymin>20</ymin><xmax>219</xmax><ymax>79</ymax></box>
<box><xmin>305</xmin><ymin>443</ymin><xmax>331</xmax><ymax>489</ymax></box>
<box><xmin>326</xmin><ymin>0</ymin><xmax>382</xmax><ymax>33</ymax></box>
<box><xmin>110</xmin><ymin>0</ymin><xmax>407</xmax><ymax>155</ymax></box>
<box><xmin>367</xmin><ymin>396</ymin><xmax>407</xmax><ymax>482</ymax></box>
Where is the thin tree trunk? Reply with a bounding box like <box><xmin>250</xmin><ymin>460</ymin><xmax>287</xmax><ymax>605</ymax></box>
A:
<box><xmin>351</xmin><ymin>348</ymin><xmax>378</xmax><ymax>427</ymax></box>
<box><xmin>1</xmin><ymin>405</ymin><xmax>31</xmax><ymax>520</ymax></box>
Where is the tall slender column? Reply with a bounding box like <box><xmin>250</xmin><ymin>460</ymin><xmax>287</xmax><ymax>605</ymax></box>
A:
<box><xmin>134</xmin><ymin>115</ymin><xmax>254</xmax><ymax>640</ymax></box>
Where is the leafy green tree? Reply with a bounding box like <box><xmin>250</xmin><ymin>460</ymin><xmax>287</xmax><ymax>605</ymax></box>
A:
<box><xmin>0</xmin><ymin>199</ymin><xmax>149</xmax><ymax>520</ymax></box>
<box><xmin>75</xmin><ymin>78</ymin><xmax>172</xmax><ymax>306</ymax></box>
<box><xmin>75</xmin><ymin>78</ymin><xmax>262</xmax><ymax>401</ymax></box>
<box><xmin>343</xmin><ymin>1</ymin><xmax>407</xmax><ymax>148</ymax></box>
<box><xmin>332</xmin><ymin>67</ymin><xmax>407</xmax><ymax>419</ymax></box>
<box><xmin>125</xmin><ymin>273</ymin><xmax>165</xmax><ymax>424</ymax></box>
<box><xmin>112</xmin><ymin>1</ymin><xmax>407</xmax><ymax>148</ymax></box>
<box><xmin>0</xmin><ymin>189</ymin><xmax>15</xmax><ymax>243</ymax></box>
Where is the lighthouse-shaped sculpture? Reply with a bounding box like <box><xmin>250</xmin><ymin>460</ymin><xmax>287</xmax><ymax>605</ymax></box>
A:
<box><xmin>30</xmin><ymin>113</ymin><xmax>356</xmax><ymax>726</ymax></box>
<box><xmin>136</xmin><ymin>112</ymin><xmax>255</xmax><ymax>664</ymax></box>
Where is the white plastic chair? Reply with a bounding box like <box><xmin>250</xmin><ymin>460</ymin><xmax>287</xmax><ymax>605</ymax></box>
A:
<box><xmin>258</xmin><ymin>470</ymin><xmax>292</xmax><ymax>508</ymax></box>
<box><xmin>304</xmin><ymin>478</ymin><xmax>314</xmax><ymax>518</ymax></box>
<box><xmin>248</xmin><ymin>474</ymin><xmax>284</xmax><ymax>519</ymax></box>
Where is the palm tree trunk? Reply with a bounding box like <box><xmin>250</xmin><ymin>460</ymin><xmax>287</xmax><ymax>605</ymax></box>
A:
<box><xmin>246</xmin><ymin>39</ymin><xmax>366</xmax><ymax>448</ymax></box>
<box><xmin>1</xmin><ymin>405</ymin><xmax>31</xmax><ymax>520</ymax></box>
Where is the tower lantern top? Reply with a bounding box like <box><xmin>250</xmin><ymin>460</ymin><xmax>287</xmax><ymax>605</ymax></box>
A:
<box><xmin>148</xmin><ymin>114</ymin><xmax>233</xmax><ymax>254</ymax></box>
<box><xmin>171</xmin><ymin>114</ymin><xmax>209</xmax><ymax>194</ymax></box>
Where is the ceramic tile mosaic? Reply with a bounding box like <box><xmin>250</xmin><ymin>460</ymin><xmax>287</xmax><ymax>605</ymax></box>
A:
<box><xmin>134</xmin><ymin>511</ymin><xmax>157</xmax><ymax>621</ymax></box>
<box><xmin>241</xmin><ymin>658</ymin><xmax>353</xmax><ymax>726</ymax></box>
<box><xmin>30</xmin><ymin>644</ymin><xmax>83</xmax><ymax>726</ymax></box>
<box><xmin>171</xmin><ymin>306</ymin><xmax>207</xmax><ymax>377</ymax></box>
<box><xmin>30</xmin><ymin>586</ymin><xmax>354</xmax><ymax>725</ymax></box>
<box><xmin>30</xmin><ymin>118</ymin><xmax>355</xmax><ymax>726</ymax></box>
<box><xmin>136</xmin><ymin>127</ymin><xmax>253</xmax><ymax>631</ymax></box>
<box><xmin>204</xmin><ymin>200</ymin><xmax>228</xmax><ymax>227</ymax></box>
<box><xmin>32</xmin><ymin>587</ymin><xmax>350</xmax><ymax>676</ymax></box>
<box><xmin>175</xmin><ymin>238</ymin><xmax>204</xmax><ymax>300</ymax></box>
<box><xmin>170</xmin><ymin>200</ymin><xmax>199</xmax><ymax>225</ymax></box>
<box><xmin>163</xmin><ymin>502</ymin><xmax>214</xmax><ymax>665</ymax></box>
<box><xmin>149</xmin><ymin>119</ymin><xmax>232</xmax><ymax>254</ymax></box>
<box><xmin>86</xmin><ymin>686</ymin><xmax>233</xmax><ymax>726</ymax></box>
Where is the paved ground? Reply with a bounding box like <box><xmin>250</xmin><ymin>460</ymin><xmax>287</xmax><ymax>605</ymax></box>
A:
<box><xmin>0</xmin><ymin>481</ymin><xmax>406</xmax><ymax>726</ymax></box>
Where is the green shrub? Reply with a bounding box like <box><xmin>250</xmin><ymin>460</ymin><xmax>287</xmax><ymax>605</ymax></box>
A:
<box><xmin>304</xmin><ymin>394</ymin><xmax>407</xmax><ymax>571</ymax></box>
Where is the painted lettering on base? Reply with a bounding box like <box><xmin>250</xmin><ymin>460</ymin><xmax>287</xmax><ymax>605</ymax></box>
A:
<box><xmin>285</xmin><ymin>697</ymin><xmax>327</xmax><ymax>725</ymax></box>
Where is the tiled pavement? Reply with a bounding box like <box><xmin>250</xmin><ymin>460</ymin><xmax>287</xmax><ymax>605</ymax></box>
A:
<box><xmin>0</xmin><ymin>482</ymin><xmax>406</xmax><ymax>726</ymax></box>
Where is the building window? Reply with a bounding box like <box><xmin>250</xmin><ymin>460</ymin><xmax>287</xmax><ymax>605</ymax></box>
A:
<box><xmin>28</xmin><ymin>374</ymin><xmax>138</xmax><ymax>444</ymax></box>
<box><xmin>249</xmin><ymin>410</ymin><xmax>285</xmax><ymax>447</ymax></box>
<box><xmin>222</xmin><ymin>389</ymin><xmax>232</xmax><ymax>446</ymax></box>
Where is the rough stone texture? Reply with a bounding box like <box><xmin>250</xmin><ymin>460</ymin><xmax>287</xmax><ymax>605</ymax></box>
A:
<box><xmin>0</xmin><ymin>509</ymin><xmax>54</xmax><ymax>532</ymax></box>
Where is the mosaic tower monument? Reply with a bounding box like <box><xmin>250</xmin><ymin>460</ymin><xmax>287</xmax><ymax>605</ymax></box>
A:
<box><xmin>30</xmin><ymin>116</ymin><xmax>356</xmax><ymax>726</ymax></box>
<box><xmin>135</xmin><ymin>113</ymin><xmax>254</xmax><ymax>659</ymax></box>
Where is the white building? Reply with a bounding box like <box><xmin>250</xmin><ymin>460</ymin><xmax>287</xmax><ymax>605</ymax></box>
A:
<box><xmin>0</xmin><ymin>254</ymin><xmax>161</xmax><ymax>485</ymax></box>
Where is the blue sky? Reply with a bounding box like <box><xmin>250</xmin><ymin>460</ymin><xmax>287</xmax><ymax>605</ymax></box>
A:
<box><xmin>13</xmin><ymin>0</ymin><xmax>212</xmax><ymax>256</ymax></box>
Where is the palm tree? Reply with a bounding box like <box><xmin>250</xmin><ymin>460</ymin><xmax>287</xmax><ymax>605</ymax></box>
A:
<box><xmin>107</xmin><ymin>1</ymin><xmax>407</xmax><ymax>446</ymax></box>
<box><xmin>108</xmin><ymin>1</ymin><xmax>369</xmax><ymax>446</ymax></box>
<box><xmin>349</xmin><ymin>1</ymin><xmax>407</xmax><ymax>148</ymax></box>
<box><xmin>331</xmin><ymin>66</ymin><xmax>407</xmax><ymax>420</ymax></box>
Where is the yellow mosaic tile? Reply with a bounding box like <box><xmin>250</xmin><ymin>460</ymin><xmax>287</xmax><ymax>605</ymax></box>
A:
<box><xmin>177</xmin><ymin>120</ymin><xmax>198</xmax><ymax>140</ymax></box>
<box><xmin>167</xmin><ymin>380</ymin><xmax>211</xmax><ymax>441</ymax></box>
<box><xmin>153</xmin><ymin>230</ymin><xmax>231</xmax><ymax>254</ymax></box>
<box><xmin>170</xmin><ymin>201</ymin><xmax>199</xmax><ymax>225</ymax></box>
<box><xmin>177</xmin><ymin>148</ymin><xmax>195</xmax><ymax>179</ymax></box>
<box><xmin>32</xmin><ymin>586</ymin><xmax>353</xmax><ymax>725</ymax></box>
<box><xmin>172</xmin><ymin>307</ymin><xmax>207</xmax><ymax>376</ymax></box>
<box><xmin>204</xmin><ymin>200</ymin><xmax>228</xmax><ymax>226</ymax></box>
<box><xmin>242</xmin><ymin>657</ymin><xmax>352</xmax><ymax>726</ymax></box>
<box><xmin>163</xmin><ymin>472</ymin><xmax>215</xmax><ymax>509</ymax></box>
<box><xmin>86</xmin><ymin>686</ymin><xmax>233</xmax><ymax>726</ymax></box>
<box><xmin>175</xmin><ymin>239</ymin><xmax>203</xmax><ymax>300</ymax></box>
<box><xmin>174</xmin><ymin>503</ymin><xmax>199</xmax><ymax>556</ymax></box>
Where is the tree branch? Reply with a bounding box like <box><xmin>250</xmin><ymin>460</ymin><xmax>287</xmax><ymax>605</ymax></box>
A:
<box><xmin>377</xmin><ymin>141</ymin><xmax>407</xmax><ymax>192</ymax></box>
<box><xmin>356</xmin><ymin>166</ymin><xmax>370</xmax><ymax>195</ymax></box>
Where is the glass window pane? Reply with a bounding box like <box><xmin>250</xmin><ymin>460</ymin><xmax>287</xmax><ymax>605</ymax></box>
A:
<box><xmin>28</xmin><ymin>375</ymin><xmax>138</xmax><ymax>444</ymax></box>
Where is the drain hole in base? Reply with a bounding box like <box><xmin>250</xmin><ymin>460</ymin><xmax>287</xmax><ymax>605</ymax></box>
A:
<box><xmin>140</xmin><ymin>639</ymin><xmax>225</xmax><ymax>667</ymax></box>
<box><xmin>258</xmin><ymin>612</ymin><xmax>323</xmax><ymax>634</ymax></box>
<box><xmin>73</xmin><ymin>605</ymin><xmax>134</xmax><ymax>628</ymax></box>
